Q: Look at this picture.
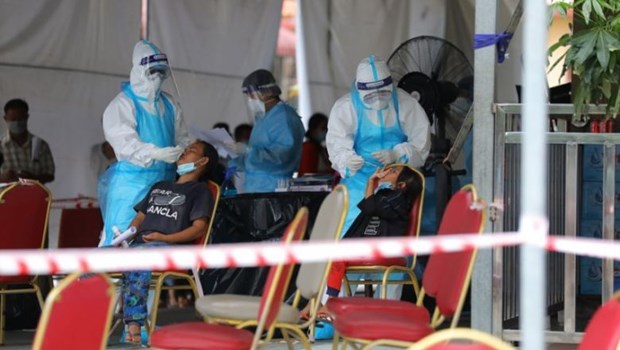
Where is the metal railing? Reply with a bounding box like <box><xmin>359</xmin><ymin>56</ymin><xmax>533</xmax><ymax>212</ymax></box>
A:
<box><xmin>492</xmin><ymin>103</ymin><xmax>618</xmax><ymax>343</ymax></box>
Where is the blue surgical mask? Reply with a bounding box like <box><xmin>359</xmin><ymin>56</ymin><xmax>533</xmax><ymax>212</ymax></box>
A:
<box><xmin>176</xmin><ymin>162</ymin><xmax>196</xmax><ymax>176</ymax></box>
<box><xmin>7</xmin><ymin>120</ymin><xmax>27</xmax><ymax>134</ymax></box>
<box><xmin>375</xmin><ymin>181</ymin><xmax>393</xmax><ymax>192</ymax></box>
<box><xmin>314</xmin><ymin>131</ymin><xmax>327</xmax><ymax>143</ymax></box>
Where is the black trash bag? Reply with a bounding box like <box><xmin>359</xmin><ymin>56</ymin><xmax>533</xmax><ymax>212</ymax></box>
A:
<box><xmin>4</xmin><ymin>289</ymin><xmax>41</xmax><ymax>330</ymax></box>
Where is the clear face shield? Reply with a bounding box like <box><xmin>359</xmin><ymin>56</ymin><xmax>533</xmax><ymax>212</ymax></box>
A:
<box><xmin>357</xmin><ymin>76</ymin><xmax>394</xmax><ymax>110</ymax></box>
<box><xmin>140</xmin><ymin>53</ymin><xmax>171</xmax><ymax>81</ymax></box>
<box><xmin>242</xmin><ymin>84</ymin><xmax>277</xmax><ymax>120</ymax></box>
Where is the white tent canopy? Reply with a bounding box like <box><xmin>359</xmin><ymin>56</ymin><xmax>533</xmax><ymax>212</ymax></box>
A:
<box><xmin>0</xmin><ymin>0</ymin><xmax>523</xmax><ymax>199</ymax></box>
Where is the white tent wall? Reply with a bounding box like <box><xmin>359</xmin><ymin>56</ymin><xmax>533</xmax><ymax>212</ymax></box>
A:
<box><xmin>300</xmin><ymin>0</ymin><xmax>419</xmax><ymax>117</ymax></box>
<box><xmin>147</xmin><ymin>0</ymin><xmax>283</xmax><ymax>139</ymax></box>
<box><xmin>0</xmin><ymin>0</ymin><xmax>282</xmax><ymax>200</ymax></box>
<box><xmin>300</xmin><ymin>0</ymin><xmax>522</xmax><ymax>117</ymax></box>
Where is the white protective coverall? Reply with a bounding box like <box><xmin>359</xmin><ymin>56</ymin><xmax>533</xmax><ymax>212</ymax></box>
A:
<box><xmin>99</xmin><ymin>40</ymin><xmax>190</xmax><ymax>246</ymax></box>
<box><xmin>326</xmin><ymin>55</ymin><xmax>431</xmax><ymax>236</ymax></box>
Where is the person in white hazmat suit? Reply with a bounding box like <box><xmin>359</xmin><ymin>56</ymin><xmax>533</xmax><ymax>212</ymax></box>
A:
<box><xmin>325</xmin><ymin>55</ymin><xmax>430</xmax><ymax>302</ymax></box>
<box><xmin>327</xmin><ymin>55</ymin><xmax>430</xmax><ymax>234</ymax></box>
<box><xmin>98</xmin><ymin>40</ymin><xmax>190</xmax><ymax>247</ymax></box>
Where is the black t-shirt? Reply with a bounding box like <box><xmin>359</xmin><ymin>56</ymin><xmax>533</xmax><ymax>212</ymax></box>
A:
<box><xmin>133</xmin><ymin>181</ymin><xmax>214</xmax><ymax>244</ymax></box>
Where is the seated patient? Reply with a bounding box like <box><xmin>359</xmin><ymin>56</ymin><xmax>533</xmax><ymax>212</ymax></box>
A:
<box><xmin>122</xmin><ymin>140</ymin><xmax>218</xmax><ymax>344</ymax></box>
<box><xmin>302</xmin><ymin>165</ymin><xmax>422</xmax><ymax>318</ymax></box>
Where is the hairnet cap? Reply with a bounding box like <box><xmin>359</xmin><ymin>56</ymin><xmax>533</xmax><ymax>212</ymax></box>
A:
<box><xmin>242</xmin><ymin>69</ymin><xmax>282</xmax><ymax>96</ymax></box>
<box><xmin>355</xmin><ymin>55</ymin><xmax>392</xmax><ymax>87</ymax></box>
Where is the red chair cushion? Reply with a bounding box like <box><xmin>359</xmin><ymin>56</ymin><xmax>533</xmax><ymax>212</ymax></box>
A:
<box><xmin>579</xmin><ymin>298</ymin><xmax>620</xmax><ymax>350</ymax></box>
<box><xmin>150</xmin><ymin>322</ymin><xmax>254</xmax><ymax>350</ymax></box>
<box><xmin>347</xmin><ymin>257</ymin><xmax>408</xmax><ymax>267</ymax></box>
<box><xmin>333</xmin><ymin>310</ymin><xmax>434</xmax><ymax>342</ymax></box>
<box><xmin>325</xmin><ymin>297</ymin><xmax>430</xmax><ymax>324</ymax></box>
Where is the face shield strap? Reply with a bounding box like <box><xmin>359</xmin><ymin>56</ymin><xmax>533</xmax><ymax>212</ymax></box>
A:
<box><xmin>242</xmin><ymin>82</ymin><xmax>278</xmax><ymax>94</ymax></box>
<box><xmin>140</xmin><ymin>53</ymin><xmax>169</xmax><ymax>66</ymax></box>
<box><xmin>356</xmin><ymin>76</ymin><xmax>393</xmax><ymax>91</ymax></box>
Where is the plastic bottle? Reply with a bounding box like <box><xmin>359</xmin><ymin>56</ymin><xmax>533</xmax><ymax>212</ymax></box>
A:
<box><xmin>222</xmin><ymin>166</ymin><xmax>237</xmax><ymax>197</ymax></box>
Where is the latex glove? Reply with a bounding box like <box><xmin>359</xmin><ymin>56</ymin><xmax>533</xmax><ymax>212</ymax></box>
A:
<box><xmin>152</xmin><ymin>146</ymin><xmax>183</xmax><ymax>163</ymax></box>
<box><xmin>372</xmin><ymin>149</ymin><xmax>399</xmax><ymax>166</ymax></box>
<box><xmin>346</xmin><ymin>155</ymin><xmax>365</xmax><ymax>176</ymax></box>
<box><xmin>226</xmin><ymin>142</ymin><xmax>248</xmax><ymax>156</ymax></box>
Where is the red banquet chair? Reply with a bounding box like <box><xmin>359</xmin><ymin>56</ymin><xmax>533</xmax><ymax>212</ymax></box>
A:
<box><xmin>406</xmin><ymin>328</ymin><xmax>515</xmax><ymax>350</ymax></box>
<box><xmin>578</xmin><ymin>291</ymin><xmax>620</xmax><ymax>350</ymax></box>
<box><xmin>57</xmin><ymin>207</ymin><xmax>103</xmax><ymax>248</ymax></box>
<box><xmin>149</xmin><ymin>207</ymin><xmax>309</xmax><ymax>350</ymax></box>
<box><xmin>343</xmin><ymin>164</ymin><xmax>425</xmax><ymax>298</ymax></box>
<box><xmin>0</xmin><ymin>181</ymin><xmax>52</xmax><ymax>345</ymax></box>
<box><xmin>32</xmin><ymin>273</ymin><xmax>115</xmax><ymax>350</ymax></box>
<box><xmin>325</xmin><ymin>184</ymin><xmax>485</xmax><ymax>349</ymax></box>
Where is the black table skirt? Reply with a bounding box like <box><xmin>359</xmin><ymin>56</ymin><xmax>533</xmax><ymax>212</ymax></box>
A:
<box><xmin>199</xmin><ymin>191</ymin><xmax>328</xmax><ymax>295</ymax></box>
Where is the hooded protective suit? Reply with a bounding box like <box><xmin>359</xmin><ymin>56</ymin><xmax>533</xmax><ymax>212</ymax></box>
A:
<box><xmin>99</xmin><ymin>40</ymin><xmax>190</xmax><ymax>246</ymax></box>
<box><xmin>326</xmin><ymin>56</ymin><xmax>430</xmax><ymax>235</ymax></box>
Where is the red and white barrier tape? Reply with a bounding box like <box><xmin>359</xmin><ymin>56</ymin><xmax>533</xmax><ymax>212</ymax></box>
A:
<box><xmin>0</xmin><ymin>233</ymin><xmax>617</xmax><ymax>276</ymax></box>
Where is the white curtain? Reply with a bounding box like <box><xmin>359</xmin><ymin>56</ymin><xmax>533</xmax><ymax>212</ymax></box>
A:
<box><xmin>0</xmin><ymin>0</ymin><xmax>282</xmax><ymax>199</ymax></box>
<box><xmin>299</xmin><ymin>0</ymin><xmax>413</xmax><ymax>117</ymax></box>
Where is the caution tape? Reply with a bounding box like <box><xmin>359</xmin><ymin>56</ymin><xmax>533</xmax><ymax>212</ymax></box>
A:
<box><xmin>0</xmin><ymin>233</ymin><xmax>617</xmax><ymax>276</ymax></box>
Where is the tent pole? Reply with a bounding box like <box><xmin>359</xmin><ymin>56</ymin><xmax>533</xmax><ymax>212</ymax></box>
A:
<box><xmin>140</xmin><ymin>0</ymin><xmax>149</xmax><ymax>40</ymax></box>
<box><xmin>471</xmin><ymin>0</ymin><xmax>497</xmax><ymax>335</ymax></box>
<box><xmin>295</xmin><ymin>0</ymin><xmax>312</xmax><ymax>128</ymax></box>
<box><xmin>519</xmin><ymin>0</ymin><xmax>548</xmax><ymax>348</ymax></box>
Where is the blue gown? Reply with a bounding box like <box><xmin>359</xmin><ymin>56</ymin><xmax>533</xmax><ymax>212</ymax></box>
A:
<box><xmin>340</xmin><ymin>87</ymin><xmax>406</xmax><ymax>236</ymax></box>
<box><xmin>98</xmin><ymin>82</ymin><xmax>176</xmax><ymax>246</ymax></box>
<box><xmin>240</xmin><ymin>102</ymin><xmax>305</xmax><ymax>193</ymax></box>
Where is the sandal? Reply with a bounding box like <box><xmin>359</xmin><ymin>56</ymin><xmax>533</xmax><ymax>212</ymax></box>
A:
<box><xmin>124</xmin><ymin>323</ymin><xmax>142</xmax><ymax>345</ymax></box>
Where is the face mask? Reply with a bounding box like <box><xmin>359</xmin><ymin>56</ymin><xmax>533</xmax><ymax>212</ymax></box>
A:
<box><xmin>362</xmin><ymin>90</ymin><xmax>391</xmax><ymax>110</ymax></box>
<box><xmin>375</xmin><ymin>181</ymin><xmax>393</xmax><ymax>193</ymax></box>
<box><xmin>247</xmin><ymin>98</ymin><xmax>266</xmax><ymax>119</ymax></box>
<box><xmin>176</xmin><ymin>162</ymin><xmax>196</xmax><ymax>176</ymax></box>
<box><xmin>314</xmin><ymin>131</ymin><xmax>327</xmax><ymax>143</ymax></box>
<box><xmin>7</xmin><ymin>120</ymin><xmax>27</xmax><ymax>134</ymax></box>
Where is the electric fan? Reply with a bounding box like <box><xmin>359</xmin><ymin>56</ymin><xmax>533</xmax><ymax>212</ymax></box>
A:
<box><xmin>387</xmin><ymin>36</ymin><xmax>473</xmax><ymax>158</ymax></box>
<box><xmin>388</xmin><ymin>36</ymin><xmax>474</xmax><ymax>229</ymax></box>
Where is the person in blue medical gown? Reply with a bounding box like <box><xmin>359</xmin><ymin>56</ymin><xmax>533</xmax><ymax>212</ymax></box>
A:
<box><xmin>98</xmin><ymin>40</ymin><xmax>190</xmax><ymax>246</ymax></box>
<box><xmin>229</xmin><ymin>69</ymin><xmax>304</xmax><ymax>193</ymax></box>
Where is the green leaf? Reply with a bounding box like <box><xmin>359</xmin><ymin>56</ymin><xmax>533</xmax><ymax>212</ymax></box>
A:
<box><xmin>574</xmin><ymin>31</ymin><xmax>599</xmax><ymax>65</ymax></box>
<box><xmin>582</xmin><ymin>0</ymin><xmax>592</xmax><ymax>25</ymax></box>
<box><xmin>548</xmin><ymin>51</ymin><xmax>569</xmax><ymax>75</ymax></box>
<box><xmin>601</xmin><ymin>80</ymin><xmax>612</xmax><ymax>99</ymax></box>
<box><xmin>609</xmin><ymin>52</ymin><xmax>617</xmax><ymax>74</ymax></box>
<box><xmin>596</xmin><ymin>31</ymin><xmax>611</xmax><ymax>68</ymax></box>
<box><xmin>592</xmin><ymin>0</ymin><xmax>605</xmax><ymax>20</ymax></box>
<box><xmin>548</xmin><ymin>33</ymin><xmax>571</xmax><ymax>55</ymax></box>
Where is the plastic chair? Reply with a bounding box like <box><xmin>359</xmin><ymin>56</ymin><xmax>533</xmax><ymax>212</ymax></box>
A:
<box><xmin>194</xmin><ymin>185</ymin><xmax>349</xmax><ymax>349</ymax></box>
<box><xmin>32</xmin><ymin>273</ymin><xmax>115</xmax><ymax>350</ymax></box>
<box><xmin>578</xmin><ymin>291</ymin><xmax>620</xmax><ymax>350</ymax></box>
<box><xmin>146</xmin><ymin>180</ymin><xmax>221</xmax><ymax>336</ymax></box>
<box><xmin>343</xmin><ymin>164</ymin><xmax>425</xmax><ymax>298</ymax></box>
<box><xmin>150</xmin><ymin>207</ymin><xmax>309</xmax><ymax>350</ymax></box>
<box><xmin>407</xmin><ymin>328</ymin><xmax>515</xmax><ymax>350</ymax></box>
<box><xmin>0</xmin><ymin>181</ymin><xmax>51</xmax><ymax>345</ymax></box>
<box><xmin>57</xmin><ymin>207</ymin><xmax>103</xmax><ymax>248</ymax></box>
<box><xmin>326</xmin><ymin>184</ymin><xmax>485</xmax><ymax>349</ymax></box>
